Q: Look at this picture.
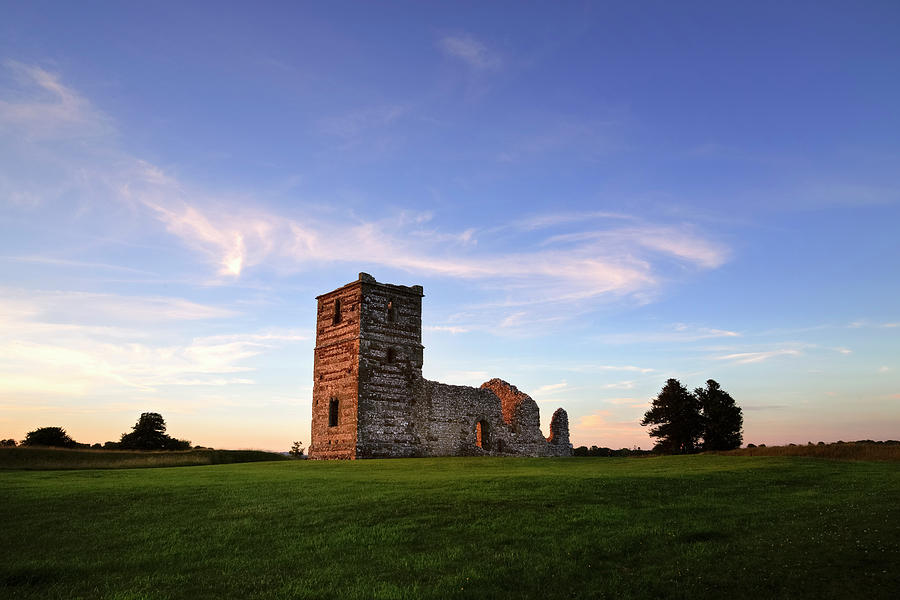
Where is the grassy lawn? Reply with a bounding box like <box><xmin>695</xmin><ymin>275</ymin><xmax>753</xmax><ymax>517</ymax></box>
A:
<box><xmin>0</xmin><ymin>447</ymin><xmax>290</xmax><ymax>470</ymax></box>
<box><xmin>1</xmin><ymin>456</ymin><xmax>897</xmax><ymax>599</ymax></box>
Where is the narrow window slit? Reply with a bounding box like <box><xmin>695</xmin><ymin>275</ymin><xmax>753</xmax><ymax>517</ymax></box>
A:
<box><xmin>328</xmin><ymin>398</ymin><xmax>339</xmax><ymax>427</ymax></box>
<box><xmin>332</xmin><ymin>298</ymin><xmax>342</xmax><ymax>325</ymax></box>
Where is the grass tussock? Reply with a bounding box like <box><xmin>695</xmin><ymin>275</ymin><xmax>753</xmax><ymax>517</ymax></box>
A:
<box><xmin>0</xmin><ymin>446</ymin><xmax>290</xmax><ymax>470</ymax></box>
<box><xmin>716</xmin><ymin>441</ymin><xmax>900</xmax><ymax>461</ymax></box>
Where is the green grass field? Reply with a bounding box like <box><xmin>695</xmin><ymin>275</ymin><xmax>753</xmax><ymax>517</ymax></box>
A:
<box><xmin>0</xmin><ymin>447</ymin><xmax>290</xmax><ymax>470</ymax></box>
<box><xmin>2</xmin><ymin>456</ymin><xmax>898</xmax><ymax>600</ymax></box>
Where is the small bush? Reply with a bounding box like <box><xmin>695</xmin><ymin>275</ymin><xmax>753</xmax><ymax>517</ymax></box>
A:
<box><xmin>22</xmin><ymin>427</ymin><xmax>77</xmax><ymax>448</ymax></box>
<box><xmin>289</xmin><ymin>441</ymin><xmax>305</xmax><ymax>458</ymax></box>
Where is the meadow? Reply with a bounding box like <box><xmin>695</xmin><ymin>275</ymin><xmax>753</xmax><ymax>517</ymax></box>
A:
<box><xmin>1</xmin><ymin>455</ymin><xmax>897</xmax><ymax>600</ymax></box>
<box><xmin>0</xmin><ymin>447</ymin><xmax>289</xmax><ymax>470</ymax></box>
<box><xmin>719</xmin><ymin>441</ymin><xmax>900</xmax><ymax>461</ymax></box>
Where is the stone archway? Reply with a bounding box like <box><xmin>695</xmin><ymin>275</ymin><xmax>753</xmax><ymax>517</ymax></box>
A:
<box><xmin>475</xmin><ymin>419</ymin><xmax>490</xmax><ymax>451</ymax></box>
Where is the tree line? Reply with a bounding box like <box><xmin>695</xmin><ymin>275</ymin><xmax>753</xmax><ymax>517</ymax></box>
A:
<box><xmin>641</xmin><ymin>378</ymin><xmax>743</xmax><ymax>453</ymax></box>
<box><xmin>3</xmin><ymin>412</ymin><xmax>192</xmax><ymax>450</ymax></box>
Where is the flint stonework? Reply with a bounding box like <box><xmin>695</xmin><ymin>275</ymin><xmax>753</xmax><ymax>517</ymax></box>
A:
<box><xmin>308</xmin><ymin>273</ymin><xmax>573</xmax><ymax>459</ymax></box>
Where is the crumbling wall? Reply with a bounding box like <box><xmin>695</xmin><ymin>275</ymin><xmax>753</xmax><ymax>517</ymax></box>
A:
<box><xmin>480</xmin><ymin>378</ymin><xmax>553</xmax><ymax>456</ymax></box>
<box><xmin>547</xmin><ymin>407</ymin><xmax>573</xmax><ymax>456</ymax></box>
<box><xmin>413</xmin><ymin>378</ymin><xmax>571</xmax><ymax>457</ymax></box>
<box><xmin>418</xmin><ymin>381</ymin><xmax>506</xmax><ymax>455</ymax></box>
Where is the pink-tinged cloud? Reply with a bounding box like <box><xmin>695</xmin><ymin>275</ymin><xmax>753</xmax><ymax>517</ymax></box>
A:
<box><xmin>1</xmin><ymin>62</ymin><xmax>732</xmax><ymax>329</ymax></box>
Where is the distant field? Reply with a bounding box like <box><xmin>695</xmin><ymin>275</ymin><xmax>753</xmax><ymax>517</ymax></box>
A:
<box><xmin>1</xmin><ymin>456</ymin><xmax>898</xmax><ymax>600</ymax></box>
<box><xmin>0</xmin><ymin>447</ymin><xmax>289</xmax><ymax>470</ymax></box>
<box><xmin>717</xmin><ymin>441</ymin><xmax>900</xmax><ymax>461</ymax></box>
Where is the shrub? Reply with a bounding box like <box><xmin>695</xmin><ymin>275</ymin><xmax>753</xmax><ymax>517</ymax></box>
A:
<box><xmin>289</xmin><ymin>441</ymin><xmax>305</xmax><ymax>458</ymax></box>
<box><xmin>22</xmin><ymin>427</ymin><xmax>77</xmax><ymax>448</ymax></box>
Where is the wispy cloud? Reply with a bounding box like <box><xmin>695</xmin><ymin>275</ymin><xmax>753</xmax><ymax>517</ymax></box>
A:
<box><xmin>543</xmin><ymin>227</ymin><xmax>729</xmax><ymax>269</ymax></box>
<box><xmin>0</xmin><ymin>288</ymin><xmax>309</xmax><ymax>397</ymax></box>
<box><xmin>557</xmin><ymin>364</ymin><xmax>655</xmax><ymax>374</ymax></box>
<box><xmin>0</xmin><ymin>60</ymin><xmax>109</xmax><ymax>138</ymax></box>
<box><xmin>509</xmin><ymin>211</ymin><xmax>634</xmax><ymax>232</ymax></box>
<box><xmin>0</xmin><ymin>289</ymin><xmax>238</xmax><ymax>325</ymax></box>
<box><xmin>2</xmin><ymin>256</ymin><xmax>157</xmax><ymax>275</ymax></box>
<box><xmin>848</xmin><ymin>319</ymin><xmax>899</xmax><ymax>329</ymax></box>
<box><xmin>596</xmin><ymin>324</ymin><xmax>740</xmax><ymax>345</ymax></box>
<box><xmin>533</xmin><ymin>381</ymin><xmax>568</xmax><ymax>394</ymax></box>
<box><xmin>425</xmin><ymin>325</ymin><xmax>470</xmax><ymax>334</ymax></box>
<box><xmin>1</xmin><ymin>62</ymin><xmax>732</xmax><ymax>331</ymax></box>
<box><xmin>713</xmin><ymin>349</ymin><xmax>802</xmax><ymax>364</ymax></box>
<box><xmin>116</xmin><ymin>165</ymin><xmax>729</xmax><ymax>316</ymax></box>
<box><xmin>438</xmin><ymin>34</ymin><xmax>501</xmax><ymax>70</ymax></box>
<box><xmin>0</xmin><ymin>316</ymin><xmax>308</xmax><ymax>396</ymax></box>
<box><xmin>0</xmin><ymin>336</ymin><xmax>266</xmax><ymax>394</ymax></box>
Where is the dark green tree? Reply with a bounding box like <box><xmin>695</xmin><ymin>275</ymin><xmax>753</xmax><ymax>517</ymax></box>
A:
<box><xmin>289</xmin><ymin>441</ymin><xmax>305</xmax><ymax>458</ymax></box>
<box><xmin>696</xmin><ymin>379</ymin><xmax>743</xmax><ymax>450</ymax></box>
<box><xmin>22</xmin><ymin>426</ymin><xmax>77</xmax><ymax>448</ymax></box>
<box><xmin>641</xmin><ymin>378</ymin><xmax>704</xmax><ymax>454</ymax></box>
<box><xmin>119</xmin><ymin>413</ymin><xmax>190</xmax><ymax>450</ymax></box>
<box><xmin>2</xmin><ymin>438</ymin><xmax>19</xmax><ymax>447</ymax></box>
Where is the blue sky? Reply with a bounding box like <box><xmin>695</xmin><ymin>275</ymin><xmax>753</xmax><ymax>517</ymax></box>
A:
<box><xmin>1</xmin><ymin>1</ymin><xmax>898</xmax><ymax>450</ymax></box>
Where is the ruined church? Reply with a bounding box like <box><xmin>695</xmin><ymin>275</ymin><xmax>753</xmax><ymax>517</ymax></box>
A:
<box><xmin>308</xmin><ymin>273</ymin><xmax>572</xmax><ymax>459</ymax></box>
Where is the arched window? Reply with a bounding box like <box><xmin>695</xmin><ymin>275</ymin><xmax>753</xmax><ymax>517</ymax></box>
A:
<box><xmin>387</xmin><ymin>299</ymin><xmax>395</xmax><ymax>323</ymax></box>
<box><xmin>328</xmin><ymin>398</ymin><xmax>339</xmax><ymax>427</ymax></box>
<box><xmin>475</xmin><ymin>420</ymin><xmax>490</xmax><ymax>450</ymax></box>
<box><xmin>332</xmin><ymin>298</ymin><xmax>342</xmax><ymax>325</ymax></box>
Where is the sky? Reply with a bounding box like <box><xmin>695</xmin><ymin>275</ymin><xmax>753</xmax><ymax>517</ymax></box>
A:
<box><xmin>1</xmin><ymin>1</ymin><xmax>898</xmax><ymax>451</ymax></box>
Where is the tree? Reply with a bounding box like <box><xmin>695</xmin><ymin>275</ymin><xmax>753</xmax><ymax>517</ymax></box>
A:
<box><xmin>696</xmin><ymin>379</ymin><xmax>743</xmax><ymax>450</ymax></box>
<box><xmin>289</xmin><ymin>441</ymin><xmax>305</xmax><ymax>458</ymax></box>
<box><xmin>641</xmin><ymin>378</ymin><xmax>704</xmax><ymax>454</ymax></box>
<box><xmin>1</xmin><ymin>438</ymin><xmax>18</xmax><ymax>447</ymax></box>
<box><xmin>22</xmin><ymin>426</ymin><xmax>77</xmax><ymax>448</ymax></box>
<box><xmin>119</xmin><ymin>413</ymin><xmax>191</xmax><ymax>450</ymax></box>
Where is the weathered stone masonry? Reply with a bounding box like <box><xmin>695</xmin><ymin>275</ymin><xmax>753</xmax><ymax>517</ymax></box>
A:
<box><xmin>309</xmin><ymin>273</ymin><xmax>572</xmax><ymax>459</ymax></box>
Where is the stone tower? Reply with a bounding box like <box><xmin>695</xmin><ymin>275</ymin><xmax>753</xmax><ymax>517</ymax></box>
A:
<box><xmin>308</xmin><ymin>273</ymin><xmax>572</xmax><ymax>459</ymax></box>
<box><xmin>308</xmin><ymin>272</ymin><xmax>424</xmax><ymax>459</ymax></box>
